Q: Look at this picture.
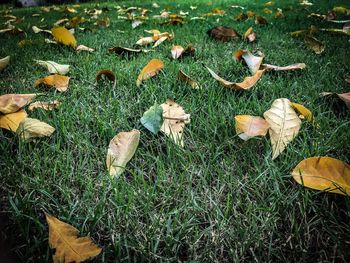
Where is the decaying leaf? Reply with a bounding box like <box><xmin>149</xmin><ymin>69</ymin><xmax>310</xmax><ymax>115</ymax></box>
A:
<box><xmin>206</xmin><ymin>66</ymin><xmax>264</xmax><ymax>90</ymax></box>
<box><xmin>94</xmin><ymin>17</ymin><xmax>110</xmax><ymax>27</ymax></box>
<box><xmin>234</xmin><ymin>115</ymin><xmax>270</xmax><ymax>141</ymax></box>
<box><xmin>0</xmin><ymin>109</ymin><xmax>27</xmax><ymax>132</ymax></box>
<box><xmin>244</xmin><ymin>27</ymin><xmax>256</xmax><ymax>42</ymax></box>
<box><xmin>96</xmin><ymin>69</ymin><xmax>116</xmax><ymax>89</ymax></box>
<box><xmin>241</xmin><ymin>51</ymin><xmax>264</xmax><ymax>75</ymax></box>
<box><xmin>32</xmin><ymin>26</ymin><xmax>52</xmax><ymax>34</ymax></box>
<box><xmin>178</xmin><ymin>70</ymin><xmax>201</xmax><ymax>89</ymax></box>
<box><xmin>160</xmin><ymin>99</ymin><xmax>190</xmax><ymax>147</ymax></box>
<box><xmin>291</xmin><ymin>102</ymin><xmax>313</xmax><ymax>121</ymax></box>
<box><xmin>46</xmin><ymin>214</ymin><xmax>102</xmax><ymax>263</ymax></box>
<box><xmin>28</xmin><ymin>100</ymin><xmax>61</xmax><ymax>111</ymax></box>
<box><xmin>106</xmin><ymin>129</ymin><xmax>140</xmax><ymax>177</ymax></box>
<box><xmin>304</xmin><ymin>36</ymin><xmax>325</xmax><ymax>54</ymax></box>
<box><xmin>136</xmin><ymin>59</ymin><xmax>164</xmax><ymax>87</ymax></box>
<box><xmin>255</xmin><ymin>15</ymin><xmax>268</xmax><ymax>25</ymax></box>
<box><xmin>51</xmin><ymin>27</ymin><xmax>77</xmax><ymax>48</ymax></box>
<box><xmin>171</xmin><ymin>44</ymin><xmax>195</xmax><ymax>59</ymax></box>
<box><xmin>140</xmin><ymin>103</ymin><xmax>163</xmax><ymax>134</ymax></box>
<box><xmin>292</xmin><ymin>157</ymin><xmax>350</xmax><ymax>196</ymax></box>
<box><xmin>263</xmin><ymin>98</ymin><xmax>301</xmax><ymax>159</ymax></box>
<box><xmin>136</xmin><ymin>30</ymin><xmax>173</xmax><ymax>47</ymax></box>
<box><xmin>35</xmin><ymin>60</ymin><xmax>70</xmax><ymax>75</ymax></box>
<box><xmin>35</xmin><ymin>75</ymin><xmax>70</xmax><ymax>92</ymax></box>
<box><xmin>0</xmin><ymin>56</ymin><xmax>10</xmax><ymax>71</ymax></box>
<box><xmin>320</xmin><ymin>92</ymin><xmax>350</xmax><ymax>109</ymax></box>
<box><xmin>17</xmin><ymin>117</ymin><xmax>55</xmax><ymax>141</ymax></box>
<box><xmin>261</xmin><ymin>63</ymin><xmax>306</xmax><ymax>71</ymax></box>
<box><xmin>76</xmin><ymin>44</ymin><xmax>94</xmax><ymax>52</ymax></box>
<box><xmin>207</xmin><ymin>26</ymin><xmax>240</xmax><ymax>41</ymax></box>
<box><xmin>0</xmin><ymin>93</ymin><xmax>37</xmax><ymax>114</ymax></box>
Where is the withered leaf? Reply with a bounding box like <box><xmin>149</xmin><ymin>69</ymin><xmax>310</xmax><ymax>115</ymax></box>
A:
<box><xmin>171</xmin><ymin>44</ymin><xmax>195</xmax><ymax>59</ymax></box>
<box><xmin>261</xmin><ymin>63</ymin><xmax>306</xmax><ymax>71</ymax></box>
<box><xmin>28</xmin><ymin>100</ymin><xmax>61</xmax><ymax>111</ymax></box>
<box><xmin>304</xmin><ymin>36</ymin><xmax>325</xmax><ymax>54</ymax></box>
<box><xmin>0</xmin><ymin>56</ymin><xmax>10</xmax><ymax>71</ymax></box>
<box><xmin>207</xmin><ymin>26</ymin><xmax>240</xmax><ymax>41</ymax></box>
<box><xmin>234</xmin><ymin>115</ymin><xmax>270</xmax><ymax>141</ymax></box>
<box><xmin>0</xmin><ymin>94</ymin><xmax>37</xmax><ymax>114</ymax></box>
<box><xmin>0</xmin><ymin>109</ymin><xmax>27</xmax><ymax>132</ymax></box>
<box><xmin>35</xmin><ymin>75</ymin><xmax>70</xmax><ymax>92</ymax></box>
<box><xmin>76</xmin><ymin>45</ymin><xmax>94</xmax><ymax>52</ymax></box>
<box><xmin>178</xmin><ymin>70</ymin><xmax>201</xmax><ymax>89</ymax></box>
<box><xmin>136</xmin><ymin>59</ymin><xmax>164</xmax><ymax>87</ymax></box>
<box><xmin>96</xmin><ymin>69</ymin><xmax>116</xmax><ymax>89</ymax></box>
<box><xmin>244</xmin><ymin>27</ymin><xmax>256</xmax><ymax>42</ymax></box>
<box><xmin>17</xmin><ymin>117</ymin><xmax>55</xmax><ymax>141</ymax></box>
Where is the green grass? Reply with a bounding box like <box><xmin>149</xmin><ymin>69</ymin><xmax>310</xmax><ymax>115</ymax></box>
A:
<box><xmin>1</xmin><ymin>0</ymin><xmax>350</xmax><ymax>262</ymax></box>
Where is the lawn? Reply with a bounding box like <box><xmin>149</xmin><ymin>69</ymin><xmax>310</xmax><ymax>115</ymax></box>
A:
<box><xmin>0</xmin><ymin>0</ymin><xmax>350</xmax><ymax>262</ymax></box>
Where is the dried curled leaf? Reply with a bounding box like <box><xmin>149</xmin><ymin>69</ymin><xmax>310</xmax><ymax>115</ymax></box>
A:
<box><xmin>106</xmin><ymin>129</ymin><xmax>140</xmax><ymax>177</ymax></box>
<box><xmin>171</xmin><ymin>44</ymin><xmax>195</xmax><ymax>59</ymax></box>
<box><xmin>96</xmin><ymin>69</ymin><xmax>116</xmax><ymax>89</ymax></box>
<box><xmin>0</xmin><ymin>109</ymin><xmax>27</xmax><ymax>132</ymax></box>
<box><xmin>234</xmin><ymin>115</ymin><xmax>270</xmax><ymax>140</ymax></box>
<box><xmin>28</xmin><ymin>100</ymin><xmax>61</xmax><ymax>111</ymax></box>
<box><xmin>0</xmin><ymin>94</ymin><xmax>37</xmax><ymax>114</ymax></box>
<box><xmin>32</xmin><ymin>26</ymin><xmax>52</xmax><ymax>35</ymax></box>
<box><xmin>207</xmin><ymin>26</ymin><xmax>240</xmax><ymax>41</ymax></box>
<box><xmin>255</xmin><ymin>15</ymin><xmax>268</xmax><ymax>25</ymax></box>
<box><xmin>292</xmin><ymin>157</ymin><xmax>350</xmax><ymax>196</ymax></box>
<box><xmin>46</xmin><ymin>214</ymin><xmax>102</xmax><ymax>263</ymax></box>
<box><xmin>261</xmin><ymin>63</ymin><xmax>306</xmax><ymax>71</ymax></box>
<box><xmin>178</xmin><ymin>70</ymin><xmax>201</xmax><ymax>89</ymax></box>
<box><xmin>320</xmin><ymin>92</ymin><xmax>350</xmax><ymax>109</ymax></box>
<box><xmin>136</xmin><ymin>59</ymin><xmax>164</xmax><ymax>87</ymax></box>
<box><xmin>17</xmin><ymin>117</ymin><xmax>55</xmax><ymax>141</ymax></box>
<box><xmin>108</xmin><ymin>46</ymin><xmax>143</xmax><ymax>56</ymax></box>
<box><xmin>263</xmin><ymin>98</ymin><xmax>301</xmax><ymax>159</ymax></box>
<box><xmin>76</xmin><ymin>44</ymin><xmax>94</xmax><ymax>52</ymax></box>
<box><xmin>241</xmin><ymin>51</ymin><xmax>264</xmax><ymax>75</ymax></box>
<box><xmin>304</xmin><ymin>36</ymin><xmax>324</xmax><ymax>54</ymax></box>
<box><xmin>160</xmin><ymin>99</ymin><xmax>190</xmax><ymax>147</ymax></box>
<box><xmin>35</xmin><ymin>60</ymin><xmax>70</xmax><ymax>75</ymax></box>
<box><xmin>35</xmin><ymin>75</ymin><xmax>70</xmax><ymax>92</ymax></box>
<box><xmin>0</xmin><ymin>56</ymin><xmax>10</xmax><ymax>71</ymax></box>
<box><xmin>51</xmin><ymin>27</ymin><xmax>77</xmax><ymax>48</ymax></box>
<box><xmin>244</xmin><ymin>27</ymin><xmax>256</xmax><ymax>42</ymax></box>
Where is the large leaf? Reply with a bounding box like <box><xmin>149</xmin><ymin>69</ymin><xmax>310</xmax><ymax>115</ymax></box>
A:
<box><xmin>0</xmin><ymin>109</ymin><xmax>27</xmax><ymax>132</ymax></box>
<box><xmin>35</xmin><ymin>60</ymin><xmax>70</xmax><ymax>75</ymax></box>
<box><xmin>35</xmin><ymin>74</ymin><xmax>70</xmax><ymax>92</ymax></box>
<box><xmin>136</xmin><ymin>59</ymin><xmax>164</xmax><ymax>87</ymax></box>
<box><xmin>0</xmin><ymin>93</ymin><xmax>37</xmax><ymax>114</ymax></box>
<box><xmin>46</xmin><ymin>214</ymin><xmax>102</xmax><ymax>263</ymax></box>
<box><xmin>160</xmin><ymin>99</ymin><xmax>190</xmax><ymax>147</ymax></box>
<box><xmin>292</xmin><ymin>157</ymin><xmax>350</xmax><ymax>195</ymax></box>
<box><xmin>234</xmin><ymin>115</ymin><xmax>270</xmax><ymax>141</ymax></box>
<box><xmin>263</xmin><ymin>98</ymin><xmax>301</xmax><ymax>159</ymax></box>
<box><xmin>16</xmin><ymin>118</ymin><xmax>55</xmax><ymax>141</ymax></box>
<box><xmin>140</xmin><ymin>103</ymin><xmax>163</xmax><ymax>134</ymax></box>
<box><xmin>51</xmin><ymin>27</ymin><xmax>77</xmax><ymax>48</ymax></box>
<box><xmin>106</xmin><ymin>129</ymin><xmax>140</xmax><ymax>177</ymax></box>
<box><xmin>0</xmin><ymin>56</ymin><xmax>10</xmax><ymax>71</ymax></box>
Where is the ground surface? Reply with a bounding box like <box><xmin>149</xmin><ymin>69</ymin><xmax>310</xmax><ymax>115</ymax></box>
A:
<box><xmin>0</xmin><ymin>0</ymin><xmax>350</xmax><ymax>262</ymax></box>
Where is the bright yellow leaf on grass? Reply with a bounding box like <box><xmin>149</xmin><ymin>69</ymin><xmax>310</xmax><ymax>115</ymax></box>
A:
<box><xmin>136</xmin><ymin>59</ymin><xmax>164</xmax><ymax>87</ymax></box>
<box><xmin>35</xmin><ymin>74</ymin><xmax>70</xmax><ymax>92</ymax></box>
<box><xmin>291</xmin><ymin>102</ymin><xmax>313</xmax><ymax>121</ymax></box>
<box><xmin>0</xmin><ymin>109</ymin><xmax>27</xmax><ymax>132</ymax></box>
<box><xmin>51</xmin><ymin>27</ymin><xmax>77</xmax><ymax>47</ymax></box>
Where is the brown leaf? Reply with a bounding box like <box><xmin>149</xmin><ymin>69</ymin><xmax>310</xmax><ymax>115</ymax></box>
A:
<box><xmin>304</xmin><ymin>36</ymin><xmax>325</xmax><ymax>54</ymax></box>
<box><xmin>261</xmin><ymin>63</ymin><xmax>306</xmax><ymax>71</ymax></box>
<box><xmin>35</xmin><ymin>75</ymin><xmax>70</xmax><ymax>92</ymax></box>
<box><xmin>108</xmin><ymin>46</ymin><xmax>143</xmax><ymax>56</ymax></box>
<box><xmin>16</xmin><ymin>117</ymin><xmax>55</xmax><ymax>141</ymax></box>
<box><xmin>96</xmin><ymin>69</ymin><xmax>116</xmax><ymax>89</ymax></box>
<box><xmin>28</xmin><ymin>100</ymin><xmax>61</xmax><ymax>111</ymax></box>
<box><xmin>0</xmin><ymin>109</ymin><xmax>27</xmax><ymax>132</ymax></box>
<box><xmin>255</xmin><ymin>15</ymin><xmax>268</xmax><ymax>25</ymax></box>
<box><xmin>0</xmin><ymin>94</ymin><xmax>37</xmax><ymax>114</ymax></box>
<box><xmin>241</xmin><ymin>51</ymin><xmax>264</xmax><ymax>75</ymax></box>
<box><xmin>234</xmin><ymin>115</ymin><xmax>269</xmax><ymax>140</ymax></box>
<box><xmin>207</xmin><ymin>26</ymin><xmax>240</xmax><ymax>41</ymax></box>
<box><xmin>320</xmin><ymin>92</ymin><xmax>350</xmax><ymax>109</ymax></box>
<box><xmin>46</xmin><ymin>214</ymin><xmax>102</xmax><ymax>263</ymax></box>
<box><xmin>136</xmin><ymin>59</ymin><xmax>164</xmax><ymax>87</ymax></box>
<box><xmin>178</xmin><ymin>70</ymin><xmax>201</xmax><ymax>89</ymax></box>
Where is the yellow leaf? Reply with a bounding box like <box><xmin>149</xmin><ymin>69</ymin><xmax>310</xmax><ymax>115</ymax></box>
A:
<box><xmin>263</xmin><ymin>98</ymin><xmax>301</xmax><ymax>160</ymax></box>
<box><xmin>51</xmin><ymin>27</ymin><xmax>77</xmax><ymax>47</ymax></box>
<box><xmin>0</xmin><ymin>109</ymin><xmax>27</xmax><ymax>132</ymax></box>
<box><xmin>0</xmin><ymin>93</ymin><xmax>37</xmax><ymax>114</ymax></box>
<box><xmin>35</xmin><ymin>74</ymin><xmax>70</xmax><ymax>92</ymax></box>
<box><xmin>28</xmin><ymin>100</ymin><xmax>61</xmax><ymax>111</ymax></box>
<box><xmin>136</xmin><ymin>59</ymin><xmax>164</xmax><ymax>87</ymax></box>
<box><xmin>16</xmin><ymin>118</ymin><xmax>55</xmax><ymax>141</ymax></box>
<box><xmin>106</xmin><ymin>129</ymin><xmax>140</xmax><ymax>177</ymax></box>
<box><xmin>291</xmin><ymin>102</ymin><xmax>313</xmax><ymax>121</ymax></box>
<box><xmin>234</xmin><ymin>115</ymin><xmax>270</xmax><ymax>140</ymax></box>
<box><xmin>46</xmin><ymin>214</ymin><xmax>102</xmax><ymax>263</ymax></box>
<box><xmin>292</xmin><ymin>157</ymin><xmax>350</xmax><ymax>195</ymax></box>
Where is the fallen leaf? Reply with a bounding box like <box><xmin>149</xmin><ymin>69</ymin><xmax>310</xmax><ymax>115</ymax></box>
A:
<box><xmin>16</xmin><ymin>117</ymin><xmax>55</xmax><ymax>141</ymax></box>
<box><xmin>320</xmin><ymin>92</ymin><xmax>350</xmax><ymax>109</ymax></box>
<box><xmin>0</xmin><ymin>56</ymin><xmax>10</xmax><ymax>71</ymax></box>
<box><xmin>136</xmin><ymin>59</ymin><xmax>164</xmax><ymax>87</ymax></box>
<box><xmin>304</xmin><ymin>36</ymin><xmax>324</xmax><ymax>54</ymax></box>
<box><xmin>234</xmin><ymin>115</ymin><xmax>270</xmax><ymax>140</ymax></box>
<box><xmin>292</xmin><ymin>157</ymin><xmax>350</xmax><ymax>195</ymax></box>
<box><xmin>140</xmin><ymin>103</ymin><xmax>163</xmax><ymax>134</ymax></box>
<box><xmin>108</xmin><ymin>46</ymin><xmax>142</xmax><ymax>56</ymax></box>
<box><xmin>171</xmin><ymin>44</ymin><xmax>195</xmax><ymax>59</ymax></box>
<box><xmin>244</xmin><ymin>27</ymin><xmax>256</xmax><ymax>42</ymax></box>
<box><xmin>35</xmin><ymin>75</ymin><xmax>70</xmax><ymax>92</ymax></box>
<box><xmin>242</xmin><ymin>51</ymin><xmax>264</xmax><ymax>75</ymax></box>
<box><xmin>160</xmin><ymin>99</ymin><xmax>190</xmax><ymax>147</ymax></box>
<box><xmin>54</xmin><ymin>18</ymin><xmax>69</xmax><ymax>27</ymax></box>
<box><xmin>263</xmin><ymin>98</ymin><xmax>301</xmax><ymax>159</ymax></box>
<box><xmin>206</xmin><ymin>66</ymin><xmax>264</xmax><ymax>90</ymax></box>
<box><xmin>94</xmin><ymin>17</ymin><xmax>110</xmax><ymax>27</ymax></box>
<box><xmin>76</xmin><ymin>44</ymin><xmax>94</xmax><ymax>52</ymax></box>
<box><xmin>291</xmin><ymin>102</ymin><xmax>313</xmax><ymax>121</ymax></box>
<box><xmin>46</xmin><ymin>214</ymin><xmax>102</xmax><ymax>263</ymax></box>
<box><xmin>345</xmin><ymin>75</ymin><xmax>350</xmax><ymax>84</ymax></box>
<box><xmin>35</xmin><ymin>60</ymin><xmax>70</xmax><ymax>75</ymax></box>
<box><xmin>106</xmin><ymin>129</ymin><xmax>140</xmax><ymax>177</ymax></box>
<box><xmin>51</xmin><ymin>27</ymin><xmax>77</xmax><ymax>48</ymax></box>
<box><xmin>255</xmin><ymin>15</ymin><xmax>268</xmax><ymax>25</ymax></box>
<box><xmin>207</xmin><ymin>26</ymin><xmax>240</xmax><ymax>41</ymax></box>
<box><xmin>96</xmin><ymin>69</ymin><xmax>116</xmax><ymax>89</ymax></box>
<box><xmin>32</xmin><ymin>26</ymin><xmax>52</xmax><ymax>34</ymax></box>
<box><xmin>261</xmin><ymin>63</ymin><xmax>306</xmax><ymax>71</ymax></box>
<box><xmin>178</xmin><ymin>70</ymin><xmax>201</xmax><ymax>89</ymax></box>
<box><xmin>319</xmin><ymin>27</ymin><xmax>350</xmax><ymax>36</ymax></box>
<box><xmin>28</xmin><ymin>100</ymin><xmax>60</xmax><ymax>111</ymax></box>
<box><xmin>0</xmin><ymin>93</ymin><xmax>37</xmax><ymax>114</ymax></box>
<box><xmin>0</xmin><ymin>109</ymin><xmax>27</xmax><ymax>132</ymax></box>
